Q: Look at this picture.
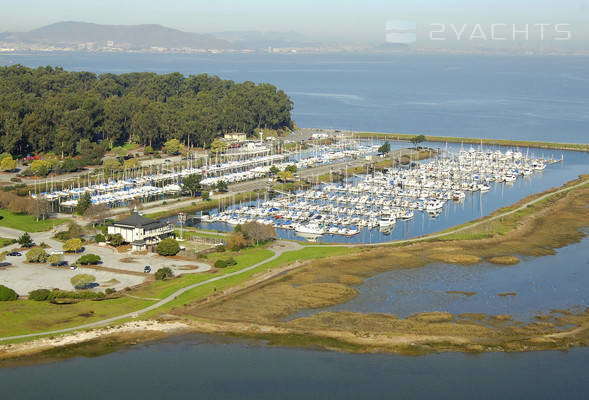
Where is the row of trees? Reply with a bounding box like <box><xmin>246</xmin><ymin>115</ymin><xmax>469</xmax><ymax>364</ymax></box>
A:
<box><xmin>0</xmin><ymin>65</ymin><xmax>294</xmax><ymax>157</ymax></box>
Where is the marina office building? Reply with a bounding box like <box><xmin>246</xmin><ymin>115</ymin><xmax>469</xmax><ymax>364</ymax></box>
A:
<box><xmin>107</xmin><ymin>212</ymin><xmax>174</xmax><ymax>252</ymax></box>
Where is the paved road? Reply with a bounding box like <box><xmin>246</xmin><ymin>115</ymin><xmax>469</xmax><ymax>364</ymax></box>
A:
<box><xmin>2</xmin><ymin>179</ymin><xmax>586</xmax><ymax>342</ymax></box>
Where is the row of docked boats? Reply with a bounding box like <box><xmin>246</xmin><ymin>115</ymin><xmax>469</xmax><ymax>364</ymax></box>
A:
<box><xmin>203</xmin><ymin>148</ymin><xmax>555</xmax><ymax>239</ymax></box>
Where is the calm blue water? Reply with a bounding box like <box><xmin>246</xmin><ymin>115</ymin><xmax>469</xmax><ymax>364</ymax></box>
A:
<box><xmin>292</xmin><ymin>237</ymin><xmax>589</xmax><ymax>322</ymax></box>
<box><xmin>1</xmin><ymin>52</ymin><xmax>588</xmax><ymax>143</ymax></box>
<box><xmin>187</xmin><ymin>143</ymin><xmax>588</xmax><ymax>243</ymax></box>
<box><xmin>1</xmin><ymin>334</ymin><xmax>589</xmax><ymax>400</ymax></box>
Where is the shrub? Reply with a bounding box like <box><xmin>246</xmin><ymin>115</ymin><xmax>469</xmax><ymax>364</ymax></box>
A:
<box><xmin>47</xmin><ymin>254</ymin><xmax>64</xmax><ymax>265</ymax></box>
<box><xmin>17</xmin><ymin>232</ymin><xmax>33</xmax><ymax>247</ymax></box>
<box><xmin>105</xmin><ymin>288</ymin><xmax>116</xmax><ymax>295</ymax></box>
<box><xmin>108</xmin><ymin>233</ymin><xmax>124</xmax><ymax>246</ymax></box>
<box><xmin>144</xmin><ymin>145</ymin><xmax>154</xmax><ymax>155</ymax></box>
<box><xmin>10</xmin><ymin>177</ymin><xmax>21</xmax><ymax>183</ymax></box>
<box><xmin>70</xmin><ymin>274</ymin><xmax>96</xmax><ymax>289</ymax></box>
<box><xmin>29</xmin><ymin>288</ymin><xmax>51</xmax><ymax>301</ymax></box>
<box><xmin>225</xmin><ymin>257</ymin><xmax>237</xmax><ymax>266</ymax></box>
<box><xmin>155</xmin><ymin>267</ymin><xmax>174</xmax><ymax>280</ymax></box>
<box><xmin>156</xmin><ymin>238</ymin><xmax>180</xmax><ymax>256</ymax></box>
<box><xmin>215</xmin><ymin>244</ymin><xmax>226</xmax><ymax>252</ymax></box>
<box><xmin>63</xmin><ymin>238</ymin><xmax>83</xmax><ymax>252</ymax></box>
<box><xmin>226</xmin><ymin>232</ymin><xmax>248</xmax><ymax>252</ymax></box>
<box><xmin>0</xmin><ymin>285</ymin><xmax>18</xmax><ymax>301</ymax></box>
<box><xmin>214</xmin><ymin>259</ymin><xmax>227</xmax><ymax>268</ymax></box>
<box><xmin>77</xmin><ymin>254</ymin><xmax>101</xmax><ymax>265</ymax></box>
<box><xmin>26</xmin><ymin>247</ymin><xmax>49</xmax><ymax>263</ymax></box>
<box><xmin>94</xmin><ymin>233</ymin><xmax>105</xmax><ymax>242</ymax></box>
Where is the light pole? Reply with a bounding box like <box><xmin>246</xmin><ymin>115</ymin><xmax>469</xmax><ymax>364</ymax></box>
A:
<box><xmin>178</xmin><ymin>212</ymin><xmax>186</xmax><ymax>240</ymax></box>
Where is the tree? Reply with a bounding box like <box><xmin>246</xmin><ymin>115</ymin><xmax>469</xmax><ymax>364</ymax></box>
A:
<box><xmin>71</xmin><ymin>274</ymin><xmax>96</xmax><ymax>289</ymax></box>
<box><xmin>123</xmin><ymin>158</ymin><xmax>139</xmax><ymax>169</ymax></box>
<box><xmin>76</xmin><ymin>192</ymin><xmax>92</xmax><ymax>216</ymax></box>
<box><xmin>285</xmin><ymin>164</ymin><xmax>298</xmax><ymax>174</ymax></box>
<box><xmin>164</xmin><ymin>138</ymin><xmax>181</xmax><ymax>155</ymax></box>
<box><xmin>241</xmin><ymin>221</ymin><xmax>277</xmax><ymax>245</ymax></box>
<box><xmin>155</xmin><ymin>267</ymin><xmax>174</xmax><ymax>280</ymax></box>
<box><xmin>108</xmin><ymin>233</ymin><xmax>124</xmax><ymax>246</ymax></box>
<box><xmin>0</xmin><ymin>285</ymin><xmax>18</xmax><ymax>301</ymax></box>
<box><xmin>47</xmin><ymin>254</ymin><xmax>64</xmax><ymax>265</ymax></box>
<box><xmin>181</xmin><ymin>173</ymin><xmax>201</xmax><ymax>196</ymax></box>
<box><xmin>144</xmin><ymin>145</ymin><xmax>154</xmax><ymax>155</ymax></box>
<box><xmin>378</xmin><ymin>141</ymin><xmax>391</xmax><ymax>154</ymax></box>
<box><xmin>156</xmin><ymin>238</ymin><xmax>180</xmax><ymax>256</ymax></box>
<box><xmin>269</xmin><ymin>165</ymin><xmax>279</xmax><ymax>175</ymax></box>
<box><xmin>112</xmin><ymin>146</ymin><xmax>128</xmax><ymax>158</ymax></box>
<box><xmin>29</xmin><ymin>198</ymin><xmax>50</xmax><ymax>221</ymax></box>
<box><xmin>210</xmin><ymin>139</ymin><xmax>227</xmax><ymax>154</ymax></box>
<box><xmin>60</xmin><ymin>157</ymin><xmax>78</xmax><ymax>172</ymax></box>
<box><xmin>30</xmin><ymin>160</ymin><xmax>52</xmax><ymax>176</ymax></box>
<box><xmin>25</xmin><ymin>247</ymin><xmax>49</xmax><ymax>263</ymax></box>
<box><xmin>0</xmin><ymin>156</ymin><xmax>16</xmax><ymax>171</ymax></box>
<box><xmin>103</xmin><ymin>158</ymin><xmax>121</xmax><ymax>173</ymax></box>
<box><xmin>201</xmin><ymin>191</ymin><xmax>210</xmax><ymax>201</ymax></box>
<box><xmin>216</xmin><ymin>180</ymin><xmax>228</xmax><ymax>192</ymax></box>
<box><xmin>410</xmin><ymin>134</ymin><xmax>426</xmax><ymax>148</ymax></box>
<box><xmin>226</xmin><ymin>231</ymin><xmax>249</xmax><ymax>251</ymax></box>
<box><xmin>63</xmin><ymin>238</ymin><xmax>83</xmax><ymax>253</ymax></box>
<box><xmin>17</xmin><ymin>232</ymin><xmax>33</xmax><ymax>247</ymax></box>
<box><xmin>84</xmin><ymin>203</ymin><xmax>110</xmax><ymax>225</ymax></box>
<box><xmin>277</xmin><ymin>170</ymin><xmax>294</xmax><ymax>182</ymax></box>
<box><xmin>94</xmin><ymin>233</ymin><xmax>105</xmax><ymax>242</ymax></box>
<box><xmin>77</xmin><ymin>254</ymin><xmax>101</xmax><ymax>265</ymax></box>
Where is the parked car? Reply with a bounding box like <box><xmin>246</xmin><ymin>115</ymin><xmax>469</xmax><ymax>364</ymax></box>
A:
<box><xmin>50</xmin><ymin>250</ymin><xmax>64</xmax><ymax>255</ymax></box>
<box><xmin>7</xmin><ymin>251</ymin><xmax>21</xmax><ymax>256</ymax></box>
<box><xmin>144</xmin><ymin>265</ymin><xmax>151</xmax><ymax>273</ymax></box>
<box><xmin>70</xmin><ymin>265</ymin><xmax>78</xmax><ymax>270</ymax></box>
<box><xmin>0</xmin><ymin>262</ymin><xmax>11</xmax><ymax>267</ymax></box>
<box><xmin>57</xmin><ymin>261</ymin><xmax>69</xmax><ymax>267</ymax></box>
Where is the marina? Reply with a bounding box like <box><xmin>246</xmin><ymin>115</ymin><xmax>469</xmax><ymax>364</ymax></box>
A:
<box><xmin>195</xmin><ymin>144</ymin><xmax>567</xmax><ymax>243</ymax></box>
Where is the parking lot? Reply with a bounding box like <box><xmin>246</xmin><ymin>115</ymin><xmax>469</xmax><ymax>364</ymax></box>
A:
<box><xmin>0</xmin><ymin>226</ymin><xmax>211</xmax><ymax>296</ymax></box>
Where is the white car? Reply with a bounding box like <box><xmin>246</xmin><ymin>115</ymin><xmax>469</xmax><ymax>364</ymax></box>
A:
<box><xmin>50</xmin><ymin>250</ymin><xmax>64</xmax><ymax>255</ymax></box>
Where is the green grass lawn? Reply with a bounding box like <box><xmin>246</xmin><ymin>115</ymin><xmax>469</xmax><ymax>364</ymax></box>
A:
<box><xmin>0</xmin><ymin>209</ymin><xmax>68</xmax><ymax>232</ymax></box>
<box><xmin>0</xmin><ymin>297</ymin><xmax>150</xmax><ymax>338</ymax></box>
<box><xmin>0</xmin><ymin>237</ymin><xmax>16</xmax><ymax>247</ymax></box>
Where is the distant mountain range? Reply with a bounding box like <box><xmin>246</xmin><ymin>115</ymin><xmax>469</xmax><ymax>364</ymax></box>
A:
<box><xmin>0</xmin><ymin>21</ymin><xmax>232</xmax><ymax>51</ymax></box>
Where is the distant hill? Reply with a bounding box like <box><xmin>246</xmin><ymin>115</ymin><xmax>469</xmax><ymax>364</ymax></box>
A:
<box><xmin>1</xmin><ymin>21</ymin><xmax>231</xmax><ymax>50</ymax></box>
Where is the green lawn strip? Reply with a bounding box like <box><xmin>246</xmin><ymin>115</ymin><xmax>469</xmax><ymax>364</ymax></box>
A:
<box><xmin>0</xmin><ymin>297</ymin><xmax>150</xmax><ymax>338</ymax></box>
<box><xmin>0</xmin><ymin>237</ymin><xmax>16</xmax><ymax>247</ymax></box>
<box><xmin>141</xmin><ymin>246</ymin><xmax>357</xmax><ymax>316</ymax></box>
<box><xmin>174</xmin><ymin>229</ymin><xmax>225</xmax><ymax>241</ymax></box>
<box><xmin>0</xmin><ymin>209</ymin><xmax>68</xmax><ymax>232</ymax></box>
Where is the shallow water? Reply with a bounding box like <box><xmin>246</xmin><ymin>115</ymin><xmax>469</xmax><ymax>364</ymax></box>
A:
<box><xmin>2</xmin><ymin>334</ymin><xmax>589</xmax><ymax>399</ymax></box>
<box><xmin>291</xmin><ymin>237</ymin><xmax>589</xmax><ymax>322</ymax></box>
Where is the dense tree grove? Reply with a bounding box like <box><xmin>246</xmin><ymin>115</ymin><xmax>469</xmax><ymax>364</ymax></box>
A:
<box><xmin>0</xmin><ymin>65</ymin><xmax>294</xmax><ymax>157</ymax></box>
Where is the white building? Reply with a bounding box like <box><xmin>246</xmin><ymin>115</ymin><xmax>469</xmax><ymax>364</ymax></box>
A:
<box><xmin>107</xmin><ymin>212</ymin><xmax>174</xmax><ymax>252</ymax></box>
<box><xmin>224</xmin><ymin>132</ymin><xmax>247</xmax><ymax>142</ymax></box>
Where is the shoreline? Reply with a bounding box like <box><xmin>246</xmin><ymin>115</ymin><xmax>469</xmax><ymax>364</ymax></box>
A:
<box><xmin>1</xmin><ymin>175</ymin><xmax>588</xmax><ymax>364</ymax></box>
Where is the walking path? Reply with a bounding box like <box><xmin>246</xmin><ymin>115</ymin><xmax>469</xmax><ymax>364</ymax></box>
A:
<box><xmin>1</xmin><ymin>179</ymin><xmax>586</xmax><ymax>342</ymax></box>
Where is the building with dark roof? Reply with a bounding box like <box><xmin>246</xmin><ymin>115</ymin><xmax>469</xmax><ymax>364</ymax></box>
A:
<box><xmin>107</xmin><ymin>212</ymin><xmax>174</xmax><ymax>251</ymax></box>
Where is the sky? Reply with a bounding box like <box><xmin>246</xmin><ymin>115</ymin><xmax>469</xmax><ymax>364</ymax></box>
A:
<box><xmin>2</xmin><ymin>0</ymin><xmax>589</xmax><ymax>50</ymax></box>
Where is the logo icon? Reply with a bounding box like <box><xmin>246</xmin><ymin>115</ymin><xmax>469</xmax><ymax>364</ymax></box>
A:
<box><xmin>385</xmin><ymin>20</ymin><xmax>417</xmax><ymax>44</ymax></box>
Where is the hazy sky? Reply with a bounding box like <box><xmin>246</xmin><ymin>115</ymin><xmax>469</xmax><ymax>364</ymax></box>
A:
<box><xmin>3</xmin><ymin>0</ymin><xmax>589</xmax><ymax>49</ymax></box>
